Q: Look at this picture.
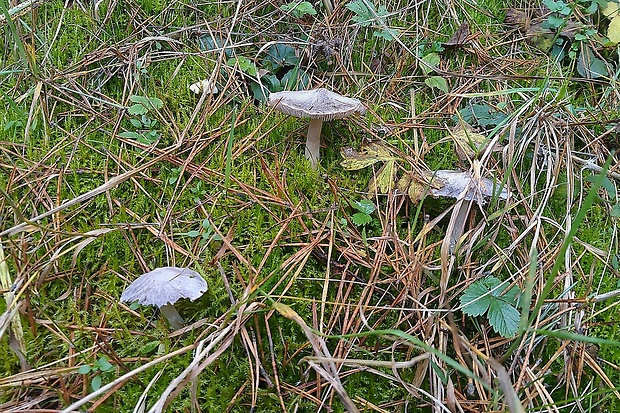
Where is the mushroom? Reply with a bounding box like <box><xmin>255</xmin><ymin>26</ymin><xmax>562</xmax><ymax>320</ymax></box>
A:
<box><xmin>269</xmin><ymin>88</ymin><xmax>366</xmax><ymax>168</ymax></box>
<box><xmin>120</xmin><ymin>267</ymin><xmax>208</xmax><ymax>330</ymax></box>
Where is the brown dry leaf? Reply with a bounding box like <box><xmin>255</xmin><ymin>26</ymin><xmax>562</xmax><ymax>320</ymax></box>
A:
<box><xmin>340</xmin><ymin>142</ymin><xmax>397</xmax><ymax>170</ymax></box>
<box><xmin>445</xmin><ymin>21</ymin><xmax>471</xmax><ymax>47</ymax></box>
<box><xmin>504</xmin><ymin>8</ymin><xmax>531</xmax><ymax>30</ymax></box>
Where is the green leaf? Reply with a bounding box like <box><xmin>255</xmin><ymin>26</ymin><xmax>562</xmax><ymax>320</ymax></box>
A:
<box><xmin>346</xmin><ymin>0</ymin><xmax>375</xmax><ymax>26</ymax></box>
<box><xmin>460</xmin><ymin>281</ymin><xmax>494</xmax><ymax>317</ymax></box>
<box><xmin>420</xmin><ymin>53</ymin><xmax>440</xmax><ymax>75</ymax></box>
<box><xmin>118</xmin><ymin>131</ymin><xmax>142</xmax><ymax>139</ymax></box>
<box><xmin>129</xmin><ymin>118</ymin><xmax>142</xmax><ymax>128</ymax></box>
<box><xmin>91</xmin><ymin>375</ymin><xmax>102</xmax><ymax>391</ymax></box>
<box><xmin>264</xmin><ymin>43</ymin><xmax>300</xmax><ymax>70</ymax></box>
<box><xmin>227</xmin><ymin>56</ymin><xmax>258</xmax><ymax>76</ymax></box>
<box><xmin>577</xmin><ymin>45</ymin><xmax>609</xmax><ymax>79</ymax></box>
<box><xmin>280</xmin><ymin>1</ymin><xmax>317</xmax><ymax>18</ymax></box>
<box><xmin>487</xmin><ymin>299</ymin><xmax>520</xmax><ymax>337</ymax></box>
<box><xmin>129</xmin><ymin>95</ymin><xmax>163</xmax><ymax>109</ymax></box>
<box><xmin>141</xmin><ymin>341</ymin><xmax>161</xmax><ymax>354</ymax></box>
<box><xmin>352</xmin><ymin>212</ymin><xmax>372</xmax><ymax>226</ymax></box>
<box><xmin>373</xmin><ymin>28</ymin><xmax>399</xmax><ymax>41</ymax></box>
<box><xmin>185</xmin><ymin>230</ymin><xmax>201</xmax><ymax>238</ymax></box>
<box><xmin>354</xmin><ymin>199</ymin><xmax>376</xmax><ymax>214</ymax></box>
<box><xmin>97</xmin><ymin>357</ymin><xmax>113</xmax><ymax>372</ymax></box>
<box><xmin>77</xmin><ymin>365</ymin><xmax>91</xmax><ymax>374</ymax></box>
<box><xmin>425</xmin><ymin>76</ymin><xmax>449</xmax><ymax>93</ymax></box>
<box><xmin>611</xmin><ymin>204</ymin><xmax>620</xmax><ymax>217</ymax></box>
<box><xmin>543</xmin><ymin>0</ymin><xmax>571</xmax><ymax>14</ymax></box>
<box><xmin>128</xmin><ymin>103</ymin><xmax>148</xmax><ymax>116</ymax></box>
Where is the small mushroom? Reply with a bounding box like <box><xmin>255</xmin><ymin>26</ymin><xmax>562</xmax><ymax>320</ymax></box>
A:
<box><xmin>269</xmin><ymin>88</ymin><xmax>366</xmax><ymax>168</ymax></box>
<box><xmin>120</xmin><ymin>267</ymin><xmax>208</xmax><ymax>330</ymax></box>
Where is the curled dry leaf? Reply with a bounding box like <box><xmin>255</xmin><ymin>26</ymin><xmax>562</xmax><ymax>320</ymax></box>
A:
<box><xmin>444</xmin><ymin>21</ymin><xmax>471</xmax><ymax>48</ymax></box>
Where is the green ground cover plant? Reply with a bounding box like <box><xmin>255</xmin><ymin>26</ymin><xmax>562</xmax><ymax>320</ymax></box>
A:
<box><xmin>1</xmin><ymin>0</ymin><xmax>620</xmax><ymax>411</ymax></box>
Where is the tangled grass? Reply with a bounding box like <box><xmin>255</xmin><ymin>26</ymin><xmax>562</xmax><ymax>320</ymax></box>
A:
<box><xmin>1</xmin><ymin>0</ymin><xmax>620</xmax><ymax>411</ymax></box>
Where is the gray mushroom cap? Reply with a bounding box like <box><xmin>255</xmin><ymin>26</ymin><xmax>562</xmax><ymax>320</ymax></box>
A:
<box><xmin>268</xmin><ymin>88</ymin><xmax>366</xmax><ymax>120</ymax></box>
<box><xmin>429</xmin><ymin>170</ymin><xmax>510</xmax><ymax>203</ymax></box>
<box><xmin>120</xmin><ymin>267</ymin><xmax>208</xmax><ymax>307</ymax></box>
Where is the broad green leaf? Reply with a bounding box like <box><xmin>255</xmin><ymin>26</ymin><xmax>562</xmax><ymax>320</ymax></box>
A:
<box><xmin>460</xmin><ymin>281</ymin><xmax>493</xmax><ymax>317</ymax></box>
<box><xmin>577</xmin><ymin>45</ymin><xmax>609</xmax><ymax>79</ymax></box>
<box><xmin>129</xmin><ymin>95</ymin><xmax>163</xmax><ymax>110</ymax></box>
<box><xmin>185</xmin><ymin>230</ymin><xmax>201</xmax><ymax>238</ymax></box>
<box><xmin>420</xmin><ymin>53</ymin><xmax>440</xmax><ymax>75</ymax></box>
<box><xmin>602</xmin><ymin>0</ymin><xmax>619</xmax><ymax>17</ymax></box>
<box><xmin>129</xmin><ymin>118</ymin><xmax>142</xmax><ymax>128</ymax></box>
<box><xmin>374</xmin><ymin>28</ymin><xmax>399</xmax><ymax>41</ymax></box>
<box><xmin>118</xmin><ymin>131</ymin><xmax>142</xmax><ymax>139</ymax></box>
<box><xmin>354</xmin><ymin>199</ymin><xmax>376</xmax><ymax>214</ymax></box>
<box><xmin>346</xmin><ymin>0</ymin><xmax>374</xmax><ymax>26</ymax></box>
<box><xmin>264</xmin><ymin>43</ymin><xmax>300</xmax><ymax>70</ymax></box>
<box><xmin>488</xmin><ymin>299</ymin><xmax>520</xmax><ymax>337</ymax></box>
<box><xmin>280</xmin><ymin>1</ymin><xmax>317</xmax><ymax>18</ymax></box>
<box><xmin>77</xmin><ymin>365</ymin><xmax>91</xmax><ymax>374</ymax></box>
<box><xmin>425</xmin><ymin>76</ymin><xmax>449</xmax><ymax>93</ymax></box>
<box><xmin>128</xmin><ymin>103</ymin><xmax>148</xmax><ymax>116</ymax></box>
<box><xmin>352</xmin><ymin>212</ymin><xmax>372</xmax><ymax>226</ymax></box>
<box><xmin>97</xmin><ymin>357</ymin><xmax>113</xmax><ymax>372</ymax></box>
<box><xmin>607</xmin><ymin>15</ymin><xmax>620</xmax><ymax>43</ymax></box>
<box><xmin>91</xmin><ymin>375</ymin><xmax>102</xmax><ymax>391</ymax></box>
<box><xmin>227</xmin><ymin>56</ymin><xmax>257</xmax><ymax>76</ymax></box>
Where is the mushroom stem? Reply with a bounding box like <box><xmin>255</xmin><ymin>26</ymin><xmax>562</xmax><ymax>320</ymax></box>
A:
<box><xmin>159</xmin><ymin>304</ymin><xmax>184</xmax><ymax>330</ymax></box>
<box><xmin>305</xmin><ymin>118</ymin><xmax>323</xmax><ymax>168</ymax></box>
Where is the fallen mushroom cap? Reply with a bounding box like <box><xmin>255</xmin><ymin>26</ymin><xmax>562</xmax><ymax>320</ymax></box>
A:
<box><xmin>268</xmin><ymin>88</ymin><xmax>366</xmax><ymax>120</ymax></box>
<box><xmin>428</xmin><ymin>170</ymin><xmax>510</xmax><ymax>203</ymax></box>
<box><xmin>120</xmin><ymin>266</ymin><xmax>208</xmax><ymax>307</ymax></box>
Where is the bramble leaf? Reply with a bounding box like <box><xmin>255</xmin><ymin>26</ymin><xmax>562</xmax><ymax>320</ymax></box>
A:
<box><xmin>488</xmin><ymin>299</ymin><xmax>520</xmax><ymax>337</ymax></box>
<box><xmin>460</xmin><ymin>280</ymin><xmax>495</xmax><ymax>317</ymax></box>
<box><xmin>353</xmin><ymin>199</ymin><xmax>376</xmax><ymax>215</ymax></box>
<box><xmin>352</xmin><ymin>212</ymin><xmax>372</xmax><ymax>226</ymax></box>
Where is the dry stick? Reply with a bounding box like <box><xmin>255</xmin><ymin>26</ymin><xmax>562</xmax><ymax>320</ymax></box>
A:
<box><xmin>1</xmin><ymin>147</ymin><xmax>178</xmax><ymax>237</ymax></box>
<box><xmin>319</xmin><ymin>210</ymin><xmax>335</xmax><ymax>334</ymax></box>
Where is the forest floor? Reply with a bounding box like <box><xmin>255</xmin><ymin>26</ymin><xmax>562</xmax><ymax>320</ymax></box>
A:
<box><xmin>1</xmin><ymin>0</ymin><xmax>620</xmax><ymax>411</ymax></box>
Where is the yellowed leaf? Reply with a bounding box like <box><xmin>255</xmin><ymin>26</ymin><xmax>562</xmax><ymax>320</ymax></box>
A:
<box><xmin>368</xmin><ymin>160</ymin><xmax>396</xmax><ymax>193</ymax></box>
<box><xmin>608</xmin><ymin>15</ymin><xmax>620</xmax><ymax>43</ymax></box>
<box><xmin>602</xmin><ymin>0</ymin><xmax>619</xmax><ymax>17</ymax></box>
<box><xmin>396</xmin><ymin>173</ymin><xmax>411</xmax><ymax>194</ymax></box>
<box><xmin>450</xmin><ymin>124</ymin><xmax>488</xmax><ymax>161</ymax></box>
<box><xmin>340</xmin><ymin>142</ymin><xmax>397</xmax><ymax>170</ymax></box>
<box><xmin>408</xmin><ymin>179</ymin><xmax>425</xmax><ymax>203</ymax></box>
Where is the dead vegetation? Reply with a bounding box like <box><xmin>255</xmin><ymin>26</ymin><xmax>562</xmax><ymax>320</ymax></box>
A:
<box><xmin>1</xmin><ymin>0</ymin><xmax>620</xmax><ymax>411</ymax></box>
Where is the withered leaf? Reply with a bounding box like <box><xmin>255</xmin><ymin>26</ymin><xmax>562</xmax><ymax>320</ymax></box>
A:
<box><xmin>340</xmin><ymin>142</ymin><xmax>397</xmax><ymax>170</ymax></box>
<box><xmin>450</xmin><ymin>123</ymin><xmax>502</xmax><ymax>162</ymax></box>
<box><xmin>445</xmin><ymin>21</ymin><xmax>471</xmax><ymax>47</ymax></box>
<box><xmin>369</xmin><ymin>160</ymin><xmax>396</xmax><ymax>193</ymax></box>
